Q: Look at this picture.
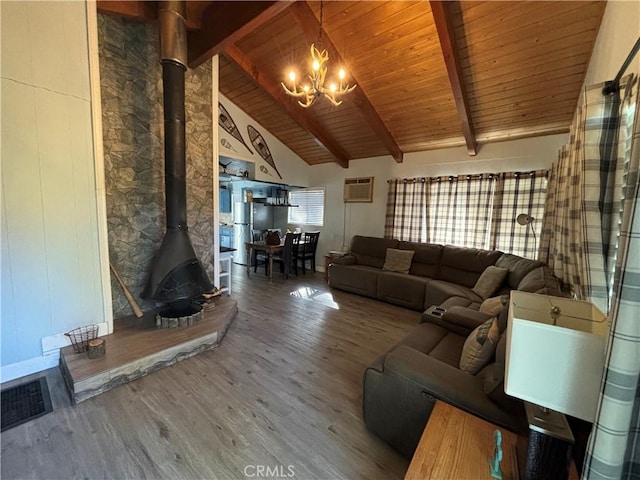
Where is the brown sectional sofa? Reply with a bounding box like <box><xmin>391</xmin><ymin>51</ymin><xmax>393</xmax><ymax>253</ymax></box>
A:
<box><xmin>329</xmin><ymin>235</ymin><xmax>563</xmax><ymax>311</ymax></box>
<box><xmin>328</xmin><ymin>235</ymin><xmax>565</xmax><ymax>457</ymax></box>
<box><xmin>363</xmin><ymin>307</ymin><xmax>519</xmax><ymax>458</ymax></box>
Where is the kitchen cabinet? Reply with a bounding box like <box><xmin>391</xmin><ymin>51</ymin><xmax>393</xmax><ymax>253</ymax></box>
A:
<box><xmin>219</xmin><ymin>250</ymin><xmax>233</xmax><ymax>295</ymax></box>
<box><xmin>220</xmin><ymin>226</ymin><xmax>233</xmax><ymax>249</ymax></box>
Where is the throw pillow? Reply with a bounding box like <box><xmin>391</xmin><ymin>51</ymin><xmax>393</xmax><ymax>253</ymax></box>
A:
<box><xmin>472</xmin><ymin>266</ymin><xmax>509</xmax><ymax>299</ymax></box>
<box><xmin>479</xmin><ymin>295</ymin><xmax>509</xmax><ymax>316</ymax></box>
<box><xmin>382</xmin><ymin>248</ymin><xmax>415</xmax><ymax>274</ymax></box>
<box><xmin>459</xmin><ymin>318</ymin><xmax>500</xmax><ymax>374</ymax></box>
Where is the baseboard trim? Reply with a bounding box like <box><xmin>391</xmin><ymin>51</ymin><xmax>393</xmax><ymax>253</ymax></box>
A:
<box><xmin>1</xmin><ymin>354</ymin><xmax>60</xmax><ymax>384</ymax></box>
<box><xmin>41</xmin><ymin>322</ymin><xmax>109</xmax><ymax>356</ymax></box>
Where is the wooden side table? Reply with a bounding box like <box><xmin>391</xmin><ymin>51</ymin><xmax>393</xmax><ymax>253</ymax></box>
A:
<box><xmin>405</xmin><ymin>401</ymin><xmax>519</xmax><ymax>479</ymax></box>
<box><xmin>405</xmin><ymin>401</ymin><xmax>578</xmax><ymax>480</ymax></box>
<box><xmin>324</xmin><ymin>254</ymin><xmax>333</xmax><ymax>282</ymax></box>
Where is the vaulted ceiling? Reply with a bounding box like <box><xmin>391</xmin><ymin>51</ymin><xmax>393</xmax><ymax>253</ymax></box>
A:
<box><xmin>97</xmin><ymin>0</ymin><xmax>606</xmax><ymax>168</ymax></box>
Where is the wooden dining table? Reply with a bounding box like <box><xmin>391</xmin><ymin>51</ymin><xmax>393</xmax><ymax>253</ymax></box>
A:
<box><xmin>245</xmin><ymin>239</ymin><xmax>305</xmax><ymax>281</ymax></box>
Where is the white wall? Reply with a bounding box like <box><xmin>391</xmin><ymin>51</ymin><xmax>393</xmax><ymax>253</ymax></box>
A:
<box><xmin>218</xmin><ymin>94</ymin><xmax>311</xmax><ymax>188</ymax></box>
<box><xmin>583</xmin><ymin>1</ymin><xmax>640</xmax><ymax>86</ymax></box>
<box><xmin>311</xmin><ymin>135</ymin><xmax>568</xmax><ymax>260</ymax></box>
<box><xmin>1</xmin><ymin>1</ymin><xmax>106</xmax><ymax>380</ymax></box>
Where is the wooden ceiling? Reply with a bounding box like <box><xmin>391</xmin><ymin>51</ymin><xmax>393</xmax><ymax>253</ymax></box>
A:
<box><xmin>97</xmin><ymin>0</ymin><xmax>606</xmax><ymax>168</ymax></box>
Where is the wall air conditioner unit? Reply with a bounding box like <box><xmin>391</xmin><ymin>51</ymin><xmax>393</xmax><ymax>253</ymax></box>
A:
<box><xmin>344</xmin><ymin>177</ymin><xmax>374</xmax><ymax>203</ymax></box>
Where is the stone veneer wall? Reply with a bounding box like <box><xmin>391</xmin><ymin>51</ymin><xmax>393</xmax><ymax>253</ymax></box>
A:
<box><xmin>99</xmin><ymin>14</ymin><xmax>213</xmax><ymax>319</ymax></box>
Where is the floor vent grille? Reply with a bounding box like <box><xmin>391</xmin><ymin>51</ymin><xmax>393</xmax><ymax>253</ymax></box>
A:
<box><xmin>1</xmin><ymin>377</ymin><xmax>53</xmax><ymax>432</ymax></box>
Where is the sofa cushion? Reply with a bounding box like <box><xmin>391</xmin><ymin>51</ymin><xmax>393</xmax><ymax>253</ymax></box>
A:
<box><xmin>331</xmin><ymin>255</ymin><xmax>355</xmax><ymax>266</ymax></box>
<box><xmin>428</xmin><ymin>333</ymin><xmax>467</xmax><ymax>367</ymax></box>
<box><xmin>396</xmin><ymin>323</ymin><xmax>465</xmax><ymax>368</ymax></box>
<box><xmin>328</xmin><ymin>264</ymin><xmax>379</xmax><ymax>298</ymax></box>
<box><xmin>439</xmin><ymin>246</ymin><xmax>503</xmax><ymax>287</ymax></box>
<box><xmin>350</xmin><ymin>236</ymin><xmax>399</xmax><ymax>269</ymax></box>
<box><xmin>396</xmin><ymin>322</ymin><xmax>449</xmax><ymax>354</ymax></box>
<box><xmin>479</xmin><ymin>295</ymin><xmax>508</xmax><ymax>316</ymax></box>
<box><xmin>426</xmin><ymin>280</ymin><xmax>482</xmax><ymax>308</ymax></box>
<box><xmin>383</xmin><ymin>248</ymin><xmax>415</xmax><ymax>274</ymax></box>
<box><xmin>459</xmin><ymin>318</ymin><xmax>500</xmax><ymax>374</ymax></box>
<box><xmin>496</xmin><ymin>305</ymin><xmax>509</xmax><ymax>334</ymax></box>
<box><xmin>472</xmin><ymin>266</ymin><xmax>509</xmax><ymax>299</ymax></box>
<box><xmin>399</xmin><ymin>241</ymin><xmax>443</xmax><ymax>278</ymax></box>
<box><xmin>518</xmin><ymin>266</ymin><xmax>565</xmax><ymax>296</ymax></box>
<box><xmin>378</xmin><ymin>272</ymin><xmax>429</xmax><ymax>311</ymax></box>
<box><xmin>439</xmin><ymin>296</ymin><xmax>482</xmax><ymax>310</ymax></box>
<box><xmin>496</xmin><ymin>254</ymin><xmax>543</xmax><ymax>289</ymax></box>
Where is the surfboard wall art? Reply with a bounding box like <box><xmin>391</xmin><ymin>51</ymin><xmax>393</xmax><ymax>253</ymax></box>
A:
<box><xmin>218</xmin><ymin>103</ymin><xmax>253</xmax><ymax>155</ymax></box>
<box><xmin>247</xmin><ymin>125</ymin><xmax>282</xmax><ymax>179</ymax></box>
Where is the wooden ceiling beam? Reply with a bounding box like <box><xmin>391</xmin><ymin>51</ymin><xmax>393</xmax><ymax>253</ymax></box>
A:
<box><xmin>97</xmin><ymin>1</ymin><xmax>158</xmax><ymax>23</ymax></box>
<box><xmin>289</xmin><ymin>1</ymin><xmax>404</xmax><ymax>163</ymax></box>
<box><xmin>430</xmin><ymin>1</ymin><xmax>478</xmax><ymax>156</ymax></box>
<box><xmin>224</xmin><ymin>44</ymin><xmax>350</xmax><ymax>168</ymax></box>
<box><xmin>188</xmin><ymin>1</ymin><xmax>290</xmax><ymax>69</ymax></box>
<box><xmin>96</xmin><ymin>1</ymin><xmax>203</xmax><ymax>30</ymax></box>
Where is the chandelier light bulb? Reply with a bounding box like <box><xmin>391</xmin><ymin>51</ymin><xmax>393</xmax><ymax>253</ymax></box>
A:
<box><xmin>303</xmin><ymin>85</ymin><xmax>310</xmax><ymax>92</ymax></box>
<box><xmin>288</xmin><ymin>71</ymin><xmax>296</xmax><ymax>82</ymax></box>
<box><xmin>312</xmin><ymin>60</ymin><xmax>320</xmax><ymax>71</ymax></box>
<box><xmin>339</xmin><ymin>69</ymin><xmax>346</xmax><ymax>80</ymax></box>
<box><xmin>330</xmin><ymin>83</ymin><xmax>337</xmax><ymax>92</ymax></box>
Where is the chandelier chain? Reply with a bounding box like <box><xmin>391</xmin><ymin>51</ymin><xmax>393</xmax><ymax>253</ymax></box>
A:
<box><xmin>318</xmin><ymin>0</ymin><xmax>323</xmax><ymax>46</ymax></box>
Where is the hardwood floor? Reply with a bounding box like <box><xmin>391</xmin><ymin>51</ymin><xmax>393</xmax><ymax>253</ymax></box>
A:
<box><xmin>1</xmin><ymin>265</ymin><xmax>418</xmax><ymax>479</ymax></box>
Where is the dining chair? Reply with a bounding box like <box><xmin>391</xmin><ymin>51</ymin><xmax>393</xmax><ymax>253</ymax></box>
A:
<box><xmin>252</xmin><ymin>229</ymin><xmax>266</xmax><ymax>271</ymax></box>
<box><xmin>296</xmin><ymin>231</ymin><xmax>320</xmax><ymax>274</ymax></box>
<box><xmin>273</xmin><ymin>232</ymin><xmax>301</xmax><ymax>278</ymax></box>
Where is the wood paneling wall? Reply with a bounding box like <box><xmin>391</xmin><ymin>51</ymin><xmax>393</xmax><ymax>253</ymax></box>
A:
<box><xmin>1</xmin><ymin>1</ymin><xmax>106</xmax><ymax>366</ymax></box>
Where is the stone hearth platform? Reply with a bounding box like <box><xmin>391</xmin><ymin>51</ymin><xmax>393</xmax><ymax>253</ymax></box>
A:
<box><xmin>60</xmin><ymin>297</ymin><xmax>237</xmax><ymax>404</ymax></box>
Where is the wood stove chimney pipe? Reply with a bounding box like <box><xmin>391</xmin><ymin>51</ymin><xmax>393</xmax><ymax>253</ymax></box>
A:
<box><xmin>159</xmin><ymin>0</ymin><xmax>187</xmax><ymax>231</ymax></box>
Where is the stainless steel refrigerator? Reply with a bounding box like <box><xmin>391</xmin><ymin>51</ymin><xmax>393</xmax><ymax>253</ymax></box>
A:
<box><xmin>252</xmin><ymin>202</ymin><xmax>274</xmax><ymax>231</ymax></box>
<box><xmin>232</xmin><ymin>201</ymin><xmax>251</xmax><ymax>265</ymax></box>
<box><xmin>232</xmin><ymin>201</ymin><xmax>274</xmax><ymax>265</ymax></box>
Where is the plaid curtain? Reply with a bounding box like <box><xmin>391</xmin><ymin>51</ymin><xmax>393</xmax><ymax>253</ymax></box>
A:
<box><xmin>540</xmin><ymin>148</ymin><xmax>588</xmax><ymax>293</ymax></box>
<box><xmin>540</xmin><ymin>84</ymin><xmax>605</xmax><ymax>305</ymax></box>
<box><xmin>600</xmin><ymin>75</ymin><xmax>638</xmax><ymax>309</ymax></box>
<box><xmin>426</xmin><ymin>174</ymin><xmax>495</xmax><ymax>249</ymax></box>
<box><xmin>384</xmin><ymin>178</ymin><xmax>427</xmax><ymax>242</ymax></box>
<box><xmin>540</xmin><ymin>76</ymin><xmax>637</xmax><ymax>313</ymax></box>
<box><xmin>583</xmin><ymin>74</ymin><xmax>640</xmax><ymax>480</ymax></box>
<box><xmin>490</xmin><ymin>170</ymin><xmax>547</xmax><ymax>259</ymax></box>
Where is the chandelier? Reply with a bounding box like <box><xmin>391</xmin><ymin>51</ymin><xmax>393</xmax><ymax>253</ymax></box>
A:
<box><xmin>281</xmin><ymin>2</ymin><xmax>356</xmax><ymax>108</ymax></box>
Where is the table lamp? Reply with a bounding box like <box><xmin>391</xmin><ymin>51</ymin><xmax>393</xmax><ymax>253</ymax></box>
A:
<box><xmin>505</xmin><ymin>291</ymin><xmax>609</xmax><ymax>480</ymax></box>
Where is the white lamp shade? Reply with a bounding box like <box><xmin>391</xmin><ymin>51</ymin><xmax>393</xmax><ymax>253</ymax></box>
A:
<box><xmin>505</xmin><ymin>291</ymin><xmax>608</xmax><ymax>422</ymax></box>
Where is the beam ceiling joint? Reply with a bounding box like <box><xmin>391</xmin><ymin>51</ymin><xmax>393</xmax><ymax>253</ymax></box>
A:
<box><xmin>430</xmin><ymin>1</ymin><xmax>478</xmax><ymax>156</ymax></box>
<box><xmin>289</xmin><ymin>1</ymin><xmax>404</xmax><ymax>163</ymax></box>
<box><xmin>96</xmin><ymin>1</ymin><xmax>158</xmax><ymax>23</ymax></box>
<box><xmin>188</xmin><ymin>1</ymin><xmax>290</xmax><ymax>69</ymax></box>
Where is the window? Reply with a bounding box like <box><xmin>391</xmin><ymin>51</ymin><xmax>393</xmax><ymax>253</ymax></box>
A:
<box><xmin>490</xmin><ymin>171</ymin><xmax>547</xmax><ymax>259</ymax></box>
<box><xmin>426</xmin><ymin>174</ymin><xmax>495</xmax><ymax>249</ymax></box>
<box><xmin>385</xmin><ymin>170</ymin><xmax>548</xmax><ymax>259</ymax></box>
<box><xmin>288</xmin><ymin>188</ymin><xmax>325</xmax><ymax>226</ymax></box>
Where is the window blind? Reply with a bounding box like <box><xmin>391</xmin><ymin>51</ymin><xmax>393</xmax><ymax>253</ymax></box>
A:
<box><xmin>288</xmin><ymin>188</ymin><xmax>325</xmax><ymax>226</ymax></box>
